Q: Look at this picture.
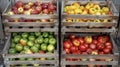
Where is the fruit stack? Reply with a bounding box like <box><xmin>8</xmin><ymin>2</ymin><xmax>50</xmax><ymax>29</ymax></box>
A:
<box><xmin>62</xmin><ymin>1</ymin><xmax>118</xmax><ymax>29</ymax></box>
<box><xmin>61</xmin><ymin>0</ymin><xmax>119</xmax><ymax>67</ymax></box>
<box><xmin>2</xmin><ymin>0</ymin><xmax>59</xmax><ymax>67</ymax></box>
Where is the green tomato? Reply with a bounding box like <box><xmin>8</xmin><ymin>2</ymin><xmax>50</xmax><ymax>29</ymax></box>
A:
<box><xmin>27</xmin><ymin>41</ymin><xmax>34</xmax><ymax>47</ymax></box>
<box><xmin>21</xmin><ymin>32</ymin><xmax>28</xmax><ymax>38</ymax></box>
<box><xmin>10</xmin><ymin>42</ymin><xmax>16</xmax><ymax>48</ymax></box>
<box><xmin>41</xmin><ymin>43</ymin><xmax>47</xmax><ymax>51</ymax></box>
<box><xmin>36</xmin><ymin>37</ymin><xmax>44</xmax><ymax>44</ymax></box>
<box><xmin>8</xmin><ymin>48</ymin><xmax>17</xmax><ymax>54</ymax></box>
<box><xmin>47</xmin><ymin>44</ymin><xmax>55</xmax><ymax>52</ymax></box>
<box><xmin>49</xmin><ymin>38</ymin><xmax>56</xmax><ymax>45</ymax></box>
<box><xmin>28</xmin><ymin>36</ymin><xmax>35</xmax><ymax>41</ymax></box>
<box><xmin>14</xmin><ymin>35</ymin><xmax>21</xmax><ymax>43</ymax></box>
<box><xmin>43</xmin><ymin>32</ymin><xmax>49</xmax><ymax>38</ymax></box>
<box><xmin>15</xmin><ymin>44</ymin><xmax>23</xmax><ymax>52</ymax></box>
<box><xmin>30</xmin><ymin>46</ymin><xmax>39</xmax><ymax>53</ymax></box>
<box><xmin>35</xmin><ymin>32</ymin><xmax>41</xmax><ymax>37</ymax></box>
<box><xmin>44</xmin><ymin>38</ymin><xmax>49</xmax><ymax>44</ymax></box>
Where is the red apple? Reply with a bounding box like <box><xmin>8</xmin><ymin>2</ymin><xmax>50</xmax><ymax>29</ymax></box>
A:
<box><xmin>31</xmin><ymin>8</ymin><xmax>39</xmax><ymax>14</ymax></box>
<box><xmin>15</xmin><ymin>1</ymin><xmax>24</xmax><ymax>8</ymax></box>
<box><xmin>86</xmin><ymin>48</ymin><xmax>92</xmax><ymax>54</ymax></box>
<box><xmin>79</xmin><ymin>45</ymin><xmax>87</xmax><ymax>52</ymax></box>
<box><xmin>24</xmin><ymin>4</ymin><xmax>31</xmax><ymax>10</ymax></box>
<box><xmin>12</xmin><ymin>6</ymin><xmax>18</xmax><ymax>10</ymax></box>
<box><xmin>63</xmin><ymin>41</ymin><xmax>71</xmax><ymax>49</ymax></box>
<box><xmin>35</xmin><ymin>6</ymin><xmax>42</xmax><ymax>12</ymax></box>
<box><xmin>48</xmin><ymin>4</ymin><xmax>56</xmax><ymax>12</ymax></box>
<box><xmin>13</xmin><ymin>9</ymin><xmax>18</xmax><ymax>14</ymax></box>
<box><xmin>69</xmin><ymin>34</ymin><xmax>75</xmax><ymax>39</ymax></box>
<box><xmin>77</xmin><ymin>37</ymin><xmax>84</xmax><ymax>45</ymax></box>
<box><xmin>42</xmin><ymin>3</ymin><xmax>49</xmax><ymax>9</ymax></box>
<box><xmin>72</xmin><ymin>39</ymin><xmax>80</xmax><ymax>47</ymax></box>
<box><xmin>42</xmin><ymin>9</ymin><xmax>49</xmax><ymax>14</ymax></box>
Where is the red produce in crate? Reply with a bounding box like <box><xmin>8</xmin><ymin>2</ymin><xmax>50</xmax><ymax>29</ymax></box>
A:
<box><xmin>105</xmin><ymin>42</ymin><xmax>113</xmax><ymax>50</ymax></box>
<box><xmin>84</xmin><ymin>36</ymin><xmax>92</xmax><ymax>44</ymax></box>
<box><xmin>77</xmin><ymin>37</ymin><xmax>84</xmax><ymax>45</ymax></box>
<box><xmin>72</xmin><ymin>39</ymin><xmax>80</xmax><ymax>47</ymax></box>
<box><xmin>79</xmin><ymin>45</ymin><xmax>87</xmax><ymax>52</ymax></box>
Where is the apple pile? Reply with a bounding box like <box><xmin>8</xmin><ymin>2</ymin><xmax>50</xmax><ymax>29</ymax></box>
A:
<box><xmin>66</xmin><ymin>18</ymin><xmax>111</xmax><ymax>23</ymax></box>
<box><xmin>64</xmin><ymin>2</ymin><xmax>112</xmax><ymax>15</ymax></box>
<box><xmin>8</xmin><ymin>1</ymin><xmax>56</xmax><ymax>15</ymax></box>
<box><xmin>8</xmin><ymin>18</ymin><xmax>54</xmax><ymax>22</ymax></box>
<box><xmin>8</xmin><ymin>32</ymin><xmax>56</xmax><ymax>62</ymax></box>
<box><xmin>63</xmin><ymin>34</ymin><xmax>113</xmax><ymax>61</ymax></box>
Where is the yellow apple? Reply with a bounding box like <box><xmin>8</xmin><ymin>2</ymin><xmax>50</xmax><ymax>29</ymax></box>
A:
<box><xmin>94</xmin><ymin>4</ymin><xmax>101</xmax><ymax>11</ymax></box>
<box><xmin>80</xmin><ymin>6</ymin><xmax>85</xmax><ymax>10</ymax></box>
<box><xmin>70</xmin><ymin>5</ymin><xmax>76</xmax><ymax>10</ymax></box>
<box><xmin>85</xmin><ymin>2</ymin><xmax>94</xmax><ymax>9</ymax></box>
<box><xmin>64</xmin><ymin>6</ymin><xmax>69</xmax><ymax>12</ymax></box>
<box><xmin>74</xmin><ymin>9</ymin><xmax>82</xmax><ymax>14</ymax></box>
<box><xmin>72</xmin><ymin>2</ymin><xmax>80</xmax><ymax>9</ymax></box>
<box><xmin>8</xmin><ymin>11</ymin><xmax>14</xmax><ymax>15</ymax></box>
<box><xmin>24</xmin><ymin>11</ymin><xmax>31</xmax><ymax>15</ymax></box>
<box><xmin>18</xmin><ymin>7</ymin><xmax>24</xmax><ymax>13</ymax></box>
<box><xmin>81</xmin><ymin>10</ymin><xmax>88</xmax><ymax>15</ymax></box>
<box><xmin>95</xmin><ymin>12</ymin><xmax>101</xmax><ymax>15</ymax></box>
<box><xmin>66</xmin><ymin>18</ymin><xmax>72</xmax><ymax>22</ymax></box>
<box><xmin>102</xmin><ymin>7</ymin><xmax>109</xmax><ymax>13</ymax></box>
<box><xmin>101</xmin><ymin>12</ymin><xmax>107</xmax><ymax>15</ymax></box>
<box><xmin>67</xmin><ymin>10</ymin><xmax>75</xmax><ymax>14</ymax></box>
<box><xmin>89</xmin><ymin>8</ymin><xmax>96</xmax><ymax>15</ymax></box>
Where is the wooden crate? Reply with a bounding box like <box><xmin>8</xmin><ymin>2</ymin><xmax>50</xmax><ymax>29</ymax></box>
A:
<box><xmin>60</xmin><ymin>33</ymin><xmax>119</xmax><ymax>67</ymax></box>
<box><xmin>2</xmin><ymin>0</ymin><xmax>59</xmax><ymax>19</ymax></box>
<box><xmin>3</xmin><ymin>32</ymin><xmax>59</xmax><ymax>67</ymax></box>
<box><xmin>61</xmin><ymin>0</ymin><xmax>119</xmax><ymax>28</ymax></box>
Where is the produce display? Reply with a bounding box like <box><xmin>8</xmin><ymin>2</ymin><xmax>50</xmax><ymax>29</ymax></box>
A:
<box><xmin>8</xmin><ymin>32</ymin><xmax>56</xmax><ymax>60</ymax></box>
<box><xmin>63</xmin><ymin>34</ymin><xmax>113</xmax><ymax>61</ymax></box>
<box><xmin>7</xmin><ymin>1</ymin><xmax>57</xmax><ymax>15</ymax></box>
<box><xmin>8</xmin><ymin>18</ymin><xmax>54</xmax><ymax>22</ymax></box>
<box><xmin>66</xmin><ymin>18</ymin><xmax>111</xmax><ymax>23</ymax></box>
<box><xmin>64</xmin><ymin>2</ymin><xmax>112</xmax><ymax>15</ymax></box>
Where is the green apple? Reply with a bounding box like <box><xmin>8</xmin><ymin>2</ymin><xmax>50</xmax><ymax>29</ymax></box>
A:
<box><xmin>21</xmin><ymin>33</ymin><xmax>28</xmax><ymax>38</ymax></box>
<box><xmin>27</xmin><ymin>41</ymin><xmax>34</xmax><ymax>47</ymax></box>
<box><xmin>49</xmin><ymin>38</ymin><xmax>56</xmax><ymax>45</ymax></box>
<box><xmin>47</xmin><ymin>44</ymin><xmax>55</xmax><ymax>52</ymax></box>
<box><xmin>41</xmin><ymin>43</ymin><xmax>47</xmax><ymax>51</ymax></box>
<box><xmin>14</xmin><ymin>35</ymin><xmax>21</xmax><ymax>43</ymax></box>
<box><xmin>44</xmin><ymin>38</ymin><xmax>49</xmax><ymax>44</ymax></box>
<box><xmin>15</xmin><ymin>44</ymin><xmax>23</xmax><ymax>52</ymax></box>
<box><xmin>28</xmin><ymin>36</ymin><xmax>35</xmax><ymax>41</ymax></box>
<box><xmin>30</xmin><ymin>46</ymin><xmax>39</xmax><ymax>53</ymax></box>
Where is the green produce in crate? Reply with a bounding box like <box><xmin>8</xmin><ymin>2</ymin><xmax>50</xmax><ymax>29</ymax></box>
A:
<box><xmin>27</xmin><ymin>41</ymin><xmax>34</xmax><ymax>47</ymax></box>
<box><xmin>49</xmin><ymin>35</ymin><xmax>54</xmax><ymax>38</ymax></box>
<box><xmin>31</xmin><ymin>46</ymin><xmax>39</xmax><ymax>53</ymax></box>
<box><xmin>21</xmin><ymin>32</ymin><xmax>28</xmax><ymax>38</ymax></box>
<box><xmin>28</xmin><ymin>36</ymin><xmax>35</xmax><ymax>41</ymax></box>
<box><xmin>41</xmin><ymin>43</ymin><xmax>47</xmax><ymax>51</ymax></box>
<box><xmin>14</xmin><ymin>35</ymin><xmax>21</xmax><ymax>43</ymax></box>
<box><xmin>49</xmin><ymin>38</ymin><xmax>56</xmax><ymax>45</ymax></box>
<box><xmin>36</xmin><ymin>37</ymin><xmax>44</xmax><ymax>44</ymax></box>
<box><xmin>20</xmin><ymin>50</ymin><xmax>26</xmax><ymax>54</ymax></box>
<box><xmin>35</xmin><ymin>32</ymin><xmax>41</xmax><ymax>37</ymax></box>
<box><xmin>47</xmin><ymin>44</ymin><xmax>55</xmax><ymax>52</ymax></box>
<box><xmin>44</xmin><ymin>38</ymin><xmax>49</xmax><ymax>44</ymax></box>
<box><xmin>23</xmin><ymin>46</ymin><xmax>30</xmax><ymax>51</ymax></box>
<box><xmin>15</xmin><ymin>44</ymin><xmax>23</xmax><ymax>52</ymax></box>
<box><xmin>34</xmin><ymin>44</ymin><xmax>40</xmax><ymax>49</ymax></box>
<box><xmin>20</xmin><ymin>38</ymin><xmax>28</xmax><ymax>46</ymax></box>
<box><xmin>43</xmin><ymin>32</ymin><xmax>49</xmax><ymax>38</ymax></box>
<box><xmin>8</xmin><ymin>48</ymin><xmax>17</xmax><ymax>54</ymax></box>
<box><xmin>12</xmin><ymin>33</ymin><xmax>18</xmax><ymax>37</ymax></box>
<box><xmin>24</xmin><ymin>49</ymin><xmax>33</xmax><ymax>54</ymax></box>
<box><xmin>10</xmin><ymin>42</ymin><xmax>16</xmax><ymax>48</ymax></box>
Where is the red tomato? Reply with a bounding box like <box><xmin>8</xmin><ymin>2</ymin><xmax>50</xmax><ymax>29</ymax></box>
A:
<box><xmin>98</xmin><ymin>36</ymin><xmax>107</xmax><ymax>44</ymax></box>
<box><xmin>64</xmin><ymin>48</ymin><xmax>71</xmax><ymax>54</ymax></box>
<box><xmin>70</xmin><ymin>46</ymin><xmax>77</xmax><ymax>53</ymax></box>
<box><xmin>84</xmin><ymin>36</ymin><xmax>93</xmax><ymax>44</ymax></box>
<box><xmin>79</xmin><ymin>45</ymin><xmax>87</xmax><ymax>52</ymax></box>
<box><xmin>63</xmin><ymin>41</ymin><xmax>72</xmax><ymax>49</ymax></box>
<box><xmin>89</xmin><ymin>43</ymin><xmax>96</xmax><ymax>50</ymax></box>
<box><xmin>92</xmin><ymin>40</ymin><xmax>98</xmax><ymax>45</ymax></box>
<box><xmin>77</xmin><ymin>37</ymin><xmax>84</xmax><ymax>45</ymax></box>
<box><xmin>97</xmin><ymin>43</ymin><xmax>105</xmax><ymax>50</ymax></box>
<box><xmin>84</xmin><ymin>43</ymin><xmax>89</xmax><ymax>48</ymax></box>
<box><xmin>103</xmin><ymin>48</ymin><xmax>111</xmax><ymax>54</ymax></box>
<box><xmin>86</xmin><ymin>48</ymin><xmax>92</xmax><ymax>54</ymax></box>
<box><xmin>105</xmin><ymin>42</ymin><xmax>113</xmax><ymax>50</ymax></box>
<box><xmin>72</xmin><ymin>39</ymin><xmax>80</xmax><ymax>47</ymax></box>
<box><xmin>69</xmin><ymin>34</ymin><xmax>75</xmax><ymax>39</ymax></box>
